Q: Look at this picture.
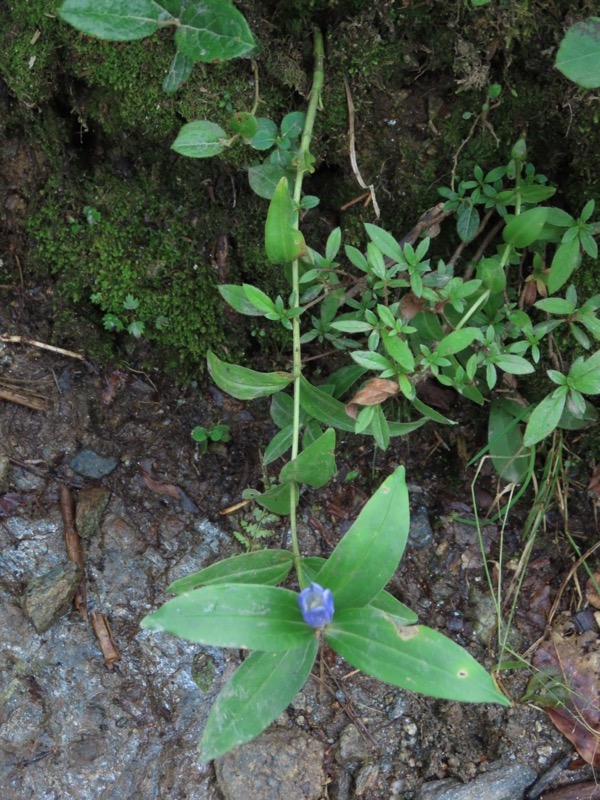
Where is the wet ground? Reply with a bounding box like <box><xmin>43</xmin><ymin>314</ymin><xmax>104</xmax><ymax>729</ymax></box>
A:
<box><xmin>0</xmin><ymin>289</ymin><xmax>599</xmax><ymax>799</ymax></box>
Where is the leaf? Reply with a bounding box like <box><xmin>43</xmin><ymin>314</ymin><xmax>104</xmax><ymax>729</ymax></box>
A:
<box><xmin>264</xmin><ymin>425</ymin><xmax>293</xmax><ymax>464</ymax></box>
<box><xmin>370</xmin><ymin>405</ymin><xmax>390</xmax><ymax>450</ymax></box>
<box><xmin>59</xmin><ymin>0</ymin><xmax>165</xmax><ymax>40</ymax></box>
<box><xmin>555</xmin><ymin>17</ymin><xmax>600</xmax><ymax>89</ymax></box>
<box><xmin>218</xmin><ymin>285</ymin><xmax>265</xmax><ymax>316</ymax></box>
<box><xmin>436</xmin><ymin>328</ymin><xmax>480</xmax><ymax>357</ymax></box>
<box><xmin>207</xmin><ymin>351</ymin><xmax>292</xmax><ymax>400</ymax></box>
<box><xmin>488</xmin><ymin>399</ymin><xmax>531</xmax><ymax>484</ymax></box>
<box><xmin>175</xmin><ymin>0</ymin><xmax>255</xmax><ymax>63</ymax></box>
<box><xmin>456</xmin><ymin>204</ymin><xmax>480</xmax><ymax>243</ymax></box>
<box><xmin>242</xmin><ymin>284</ymin><xmax>277</xmax><ymax>314</ymax></box>
<box><xmin>503</xmin><ymin>207</ymin><xmax>549</xmax><ymax>248</ymax></box>
<box><xmin>364</xmin><ymin>224</ymin><xmax>404</xmax><ymax>262</ymax></box>
<box><xmin>249</xmin><ymin>118</ymin><xmax>278</xmax><ymax>150</ymax></box>
<box><xmin>523</xmin><ymin>392</ymin><xmax>567</xmax><ymax>447</ymax></box>
<box><xmin>279</xmin><ymin>429</ymin><xmax>336</xmax><ymax>488</ymax></box>
<box><xmin>163</xmin><ymin>49</ymin><xmax>194</xmax><ymax>93</ymax></box>
<box><xmin>324</xmin><ymin>607</ymin><xmax>509</xmax><ymax>705</ymax></box>
<box><xmin>314</xmin><ymin>466</ymin><xmax>410</xmax><ymax>609</ymax></box>
<box><xmin>412</xmin><ymin>397</ymin><xmax>457</xmax><ymax>425</ymax></box>
<box><xmin>280</xmin><ymin>111</ymin><xmax>305</xmax><ymax>139</ymax></box>
<box><xmin>229</xmin><ymin>111</ymin><xmax>258</xmax><ymax>138</ymax></box>
<box><xmin>167</xmin><ymin>550</ymin><xmax>294</xmax><ymax>594</ymax></box>
<box><xmin>568</xmin><ymin>351</ymin><xmax>600</xmax><ymax>394</ymax></box>
<box><xmin>270</xmin><ymin>392</ymin><xmax>294</xmax><ymax>428</ymax></box>
<box><xmin>172</xmin><ymin>121</ymin><xmax>227</xmax><ymax>158</ymax></box>
<box><xmin>247</xmin><ymin>163</ymin><xmax>290</xmax><ymax>200</ymax></box>
<box><xmin>548</xmin><ymin>238</ymin><xmax>581</xmax><ymax>294</ymax></box>
<box><xmin>534</xmin><ymin>297</ymin><xmax>575</xmax><ymax>315</ymax></box>
<box><xmin>346</xmin><ymin>378</ymin><xmax>399</xmax><ymax>409</ymax></box>
<box><xmin>381</xmin><ymin>333</ymin><xmax>415</xmax><ymax>371</ymax></box>
<box><xmin>265</xmin><ymin>178</ymin><xmax>307</xmax><ymax>264</ymax></box>
<box><xmin>140</xmin><ymin>584</ymin><xmax>314</xmax><ymax>651</ymax></box>
<box><xmin>199</xmin><ymin>639</ymin><xmax>318</xmax><ymax>763</ymax></box>
<box><xmin>350</xmin><ymin>350</ymin><xmax>394</xmax><ymax>372</ymax></box>
<box><xmin>494</xmin><ymin>354</ymin><xmax>535</xmax><ymax>375</ymax></box>
<box><xmin>255</xmin><ymin>481</ymin><xmax>297</xmax><ymax>516</ymax></box>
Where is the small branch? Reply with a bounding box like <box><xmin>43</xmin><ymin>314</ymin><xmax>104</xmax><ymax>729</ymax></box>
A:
<box><xmin>0</xmin><ymin>335</ymin><xmax>85</xmax><ymax>360</ymax></box>
<box><xmin>344</xmin><ymin>77</ymin><xmax>381</xmax><ymax>219</ymax></box>
<box><xmin>59</xmin><ymin>485</ymin><xmax>87</xmax><ymax>620</ymax></box>
<box><xmin>90</xmin><ymin>610</ymin><xmax>121</xmax><ymax>669</ymax></box>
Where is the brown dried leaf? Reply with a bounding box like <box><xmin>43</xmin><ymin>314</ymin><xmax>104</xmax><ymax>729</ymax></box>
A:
<box><xmin>586</xmin><ymin>573</ymin><xmax>600</xmax><ymax>611</ymax></box>
<box><xmin>346</xmin><ymin>379</ymin><xmax>399</xmax><ymax>407</ymax></box>
<box><xmin>400</xmin><ymin>292</ymin><xmax>424</xmax><ymax>320</ymax></box>
<box><xmin>588</xmin><ymin>466</ymin><xmax>600</xmax><ymax>500</ymax></box>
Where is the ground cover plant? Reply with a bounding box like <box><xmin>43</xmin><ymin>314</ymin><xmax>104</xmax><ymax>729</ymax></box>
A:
<box><xmin>58</xmin><ymin>0</ymin><xmax>600</xmax><ymax>766</ymax></box>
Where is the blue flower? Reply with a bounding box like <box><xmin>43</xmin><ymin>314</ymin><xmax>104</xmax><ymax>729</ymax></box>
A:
<box><xmin>298</xmin><ymin>582</ymin><xmax>334</xmax><ymax>628</ymax></box>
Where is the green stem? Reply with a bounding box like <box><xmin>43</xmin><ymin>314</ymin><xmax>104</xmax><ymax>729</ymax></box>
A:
<box><xmin>289</xmin><ymin>29</ymin><xmax>325</xmax><ymax>576</ymax></box>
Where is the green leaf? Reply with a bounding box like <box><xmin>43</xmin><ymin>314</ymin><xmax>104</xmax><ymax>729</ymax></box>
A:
<box><xmin>412</xmin><ymin>397</ymin><xmax>457</xmax><ymax>425</ymax></box>
<box><xmin>488</xmin><ymin>400</ymin><xmax>530</xmax><ymax>484</ymax></box>
<box><xmin>363</xmin><ymin>224</ymin><xmax>404</xmax><ymax>262</ymax></box>
<box><xmin>381</xmin><ymin>333</ymin><xmax>415</xmax><ymax>371</ymax></box>
<box><xmin>264</xmin><ymin>425</ymin><xmax>293</xmax><ymax>464</ymax></box>
<box><xmin>350</xmin><ymin>351</ymin><xmax>394</xmax><ymax>372</ymax></box>
<box><xmin>207</xmin><ymin>351</ymin><xmax>292</xmax><ymax>400</ymax></box>
<box><xmin>265</xmin><ymin>178</ymin><xmax>307</xmax><ymax>264</ymax></box>
<box><xmin>255</xmin><ymin>481</ymin><xmax>297</xmax><ymax>516</ymax></box>
<box><xmin>548</xmin><ymin>238</ymin><xmax>581</xmax><ymax>294</ymax></box>
<box><xmin>270</xmin><ymin>391</ymin><xmax>294</xmax><ymax>428</ymax></box>
<box><xmin>59</xmin><ymin>0</ymin><xmax>165</xmax><ymax>40</ymax></box>
<box><xmin>218</xmin><ymin>284</ymin><xmax>265</xmax><ymax>316</ymax></box>
<box><xmin>558</xmin><ymin>399</ymin><xmax>598</xmax><ymax>430</ymax></box>
<box><xmin>534</xmin><ymin>297</ymin><xmax>575</xmax><ymax>315</ymax></box>
<box><xmin>457</xmin><ymin>204</ymin><xmax>480</xmax><ymax>243</ymax></box>
<box><xmin>329</xmin><ymin>320</ymin><xmax>373</xmax><ymax>334</ymax></box>
<box><xmin>172</xmin><ymin>121</ymin><xmax>227</xmax><ymax>158</ymax></box>
<box><xmin>168</xmin><ymin>551</ymin><xmax>294</xmax><ymax>594</ymax></box>
<box><xmin>199</xmin><ymin>639</ymin><xmax>318</xmax><ymax>762</ymax></box>
<box><xmin>175</xmin><ymin>0</ymin><xmax>255</xmax><ymax>63</ymax></box>
<box><xmin>523</xmin><ymin>392</ymin><xmax>567</xmax><ymax>446</ymax></box>
<box><xmin>279</xmin><ymin>429</ymin><xmax>336</xmax><ymax>488</ymax></box>
<box><xmin>141</xmin><ymin>584</ymin><xmax>314</xmax><ymax>651</ymax></box>
<box><xmin>370</xmin><ymin>405</ymin><xmax>390</xmax><ymax>450</ymax></box>
<box><xmin>163</xmin><ymin>49</ymin><xmax>194</xmax><ymax>93</ymax></box>
<box><xmin>555</xmin><ymin>17</ymin><xmax>600</xmax><ymax>89</ymax></box>
<box><xmin>436</xmin><ymin>328</ymin><xmax>480</xmax><ymax>357</ymax></box>
<box><xmin>503</xmin><ymin>207</ymin><xmax>549</xmax><ymax>248</ymax></box>
<box><xmin>494</xmin><ymin>354</ymin><xmax>535</xmax><ymax>375</ymax></box>
<box><xmin>314</xmin><ymin>466</ymin><xmax>409</xmax><ymax>609</ymax></box>
<box><xmin>242</xmin><ymin>284</ymin><xmax>277</xmax><ymax>314</ymax></box>
<box><xmin>229</xmin><ymin>111</ymin><xmax>258</xmax><ymax>138</ymax></box>
<box><xmin>299</xmin><ymin>557</ymin><xmax>417</xmax><ymax>623</ymax></box>
<box><xmin>518</xmin><ymin>185</ymin><xmax>557</xmax><ymax>203</ymax></box>
<box><xmin>247</xmin><ymin>163</ymin><xmax>290</xmax><ymax>200</ymax></box>
<box><xmin>280</xmin><ymin>111</ymin><xmax>305</xmax><ymax>139</ymax></box>
<box><xmin>249</xmin><ymin>118</ymin><xmax>278</xmax><ymax>150</ymax></box>
<box><xmin>324</xmin><ymin>607</ymin><xmax>509</xmax><ymax>705</ymax></box>
<box><xmin>568</xmin><ymin>351</ymin><xmax>600</xmax><ymax>394</ymax></box>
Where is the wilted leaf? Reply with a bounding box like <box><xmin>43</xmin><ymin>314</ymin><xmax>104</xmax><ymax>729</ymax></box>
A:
<box><xmin>345</xmin><ymin>378</ymin><xmax>399</xmax><ymax>419</ymax></box>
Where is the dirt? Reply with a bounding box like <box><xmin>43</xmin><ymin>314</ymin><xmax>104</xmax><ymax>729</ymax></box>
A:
<box><xmin>0</xmin><ymin>288</ymin><xmax>598</xmax><ymax>799</ymax></box>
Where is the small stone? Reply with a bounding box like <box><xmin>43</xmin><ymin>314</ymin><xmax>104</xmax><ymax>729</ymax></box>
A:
<box><xmin>215</xmin><ymin>729</ymin><xmax>325</xmax><ymax>800</ymax></box>
<box><xmin>415</xmin><ymin>762</ymin><xmax>537</xmax><ymax>800</ymax></box>
<box><xmin>408</xmin><ymin>505</ymin><xmax>433</xmax><ymax>548</ymax></box>
<box><xmin>337</xmin><ymin>723</ymin><xmax>370</xmax><ymax>764</ymax></box>
<box><xmin>76</xmin><ymin>487</ymin><xmax>110</xmax><ymax>539</ymax></box>
<box><xmin>22</xmin><ymin>562</ymin><xmax>82</xmax><ymax>633</ymax></box>
<box><xmin>355</xmin><ymin>763</ymin><xmax>379</xmax><ymax>796</ymax></box>
<box><xmin>70</xmin><ymin>449</ymin><xmax>118</xmax><ymax>478</ymax></box>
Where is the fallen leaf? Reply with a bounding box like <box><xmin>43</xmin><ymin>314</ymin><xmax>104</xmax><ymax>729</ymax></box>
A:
<box><xmin>345</xmin><ymin>378</ymin><xmax>399</xmax><ymax>419</ymax></box>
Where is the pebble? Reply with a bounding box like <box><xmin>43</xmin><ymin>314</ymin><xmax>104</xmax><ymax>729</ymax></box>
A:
<box><xmin>408</xmin><ymin>504</ymin><xmax>434</xmax><ymax>548</ymax></box>
<box><xmin>337</xmin><ymin>723</ymin><xmax>371</xmax><ymax>764</ymax></box>
<box><xmin>69</xmin><ymin>449</ymin><xmax>118</xmax><ymax>478</ymax></box>
<box><xmin>415</xmin><ymin>762</ymin><xmax>537</xmax><ymax>800</ymax></box>
<box><xmin>76</xmin><ymin>487</ymin><xmax>110</xmax><ymax>538</ymax></box>
<box><xmin>22</xmin><ymin>561</ymin><xmax>82</xmax><ymax>633</ymax></box>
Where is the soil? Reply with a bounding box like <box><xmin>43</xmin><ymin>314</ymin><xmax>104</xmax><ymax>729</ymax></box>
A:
<box><xmin>0</xmin><ymin>290</ymin><xmax>598</xmax><ymax>799</ymax></box>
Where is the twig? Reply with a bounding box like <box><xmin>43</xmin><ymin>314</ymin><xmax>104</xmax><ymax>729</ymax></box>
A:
<box><xmin>90</xmin><ymin>610</ymin><xmax>121</xmax><ymax>669</ymax></box>
<box><xmin>0</xmin><ymin>387</ymin><xmax>48</xmax><ymax>411</ymax></box>
<box><xmin>59</xmin><ymin>485</ymin><xmax>87</xmax><ymax>620</ymax></box>
<box><xmin>0</xmin><ymin>335</ymin><xmax>85</xmax><ymax>360</ymax></box>
<box><xmin>344</xmin><ymin>77</ymin><xmax>381</xmax><ymax>219</ymax></box>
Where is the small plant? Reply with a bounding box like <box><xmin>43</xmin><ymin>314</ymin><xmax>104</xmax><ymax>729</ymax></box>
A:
<box><xmin>191</xmin><ymin>423</ymin><xmax>231</xmax><ymax>453</ymax></box>
<box><xmin>90</xmin><ymin>292</ymin><xmax>167</xmax><ymax>339</ymax></box>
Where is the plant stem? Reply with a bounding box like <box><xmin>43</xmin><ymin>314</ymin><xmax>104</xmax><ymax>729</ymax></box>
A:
<box><xmin>289</xmin><ymin>29</ymin><xmax>325</xmax><ymax>576</ymax></box>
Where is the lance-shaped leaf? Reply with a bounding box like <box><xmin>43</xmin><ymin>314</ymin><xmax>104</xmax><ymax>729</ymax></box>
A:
<box><xmin>59</xmin><ymin>0</ymin><xmax>167</xmax><ymax>40</ymax></box>
<box><xmin>167</xmin><ymin>550</ymin><xmax>294</xmax><ymax>595</ymax></box>
<box><xmin>163</xmin><ymin>49</ymin><xmax>194</xmax><ymax>93</ymax></box>
<box><xmin>175</xmin><ymin>0</ymin><xmax>255</xmax><ymax>63</ymax></box>
<box><xmin>140</xmin><ymin>584</ymin><xmax>314</xmax><ymax>651</ymax></box>
<box><xmin>488</xmin><ymin>399</ymin><xmax>530</xmax><ymax>484</ymax></box>
<box><xmin>199</xmin><ymin>639</ymin><xmax>318</xmax><ymax>762</ymax></box>
<box><xmin>265</xmin><ymin>178</ymin><xmax>307</xmax><ymax>264</ymax></box>
<box><xmin>548</xmin><ymin>238</ymin><xmax>581</xmax><ymax>294</ymax></box>
<box><xmin>314</xmin><ymin>466</ymin><xmax>409</xmax><ymax>609</ymax></box>
<box><xmin>279</xmin><ymin>429</ymin><xmax>336</xmax><ymax>488</ymax></box>
<box><xmin>218</xmin><ymin>285</ymin><xmax>265</xmax><ymax>316</ymax></box>
<box><xmin>324</xmin><ymin>607</ymin><xmax>509</xmax><ymax>705</ymax></box>
<box><xmin>436</xmin><ymin>327</ymin><xmax>481</xmax><ymax>357</ymax></box>
<box><xmin>172</xmin><ymin>121</ymin><xmax>227</xmax><ymax>158</ymax></box>
<box><xmin>523</xmin><ymin>390</ymin><xmax>567</xmax><ymax>447</ymax></box>
<box><xmin>207</xmin><ymin>351</ymin><xmax>291</xmax><ymax>400</ymax></box>
<box><xmin>503</xmin><ymin>207</ymin><xmax>549</xmax><ymax>248</ymax></box>
<box><xmin>252</xmin><ymin>480</ymin><xmax>297</xmax><ymax>516</ymax></box>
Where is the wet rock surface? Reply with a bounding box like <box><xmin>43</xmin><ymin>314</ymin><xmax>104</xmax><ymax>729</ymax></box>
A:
<box><xmin>0</xmin><ymin>325</ymin><xmax>593</xmax><ymax>799</ymax></box>
<box><xmin>415</xmin><ymin>761</ymin><xmax>537</xmax><ymax>800</ymax></box>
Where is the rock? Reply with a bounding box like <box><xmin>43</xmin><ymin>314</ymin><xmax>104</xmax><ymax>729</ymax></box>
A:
<box><xmin>408</xmin><ymin>504</ymin><xmax>434</xmax><ymax>548</ymax></box>
<box><xmin>415</xmin><ymin>762</ymin><xmax>537</xmax><ymax>800</ymax></box>
<box><xmin>70</xmin><ymin>449</ymin><xmax>118</xmax><ymax>478</ymax></box>
<box><xmin>22</xmin><ymin>562</ymin><xmax>82</xmax><ymax>633</ymax></box>
<box><xmin>355</xmin><ymin>763</ymin><xmax>380</xmax><ymax>795</ymax></box>
<box><xmin>215</xmin><ymin>729</ymin><xmax>326</xmax><ymax>800</ymax></box>
<box><xmin>76</xmin><ymin>487</ymin><xmax>110</xmax><ymax>539</ymax></box>
<box><xmin>337</xmin><ymin>723</ymin><xmax>371</xmax><ymax>764</ymax></box>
